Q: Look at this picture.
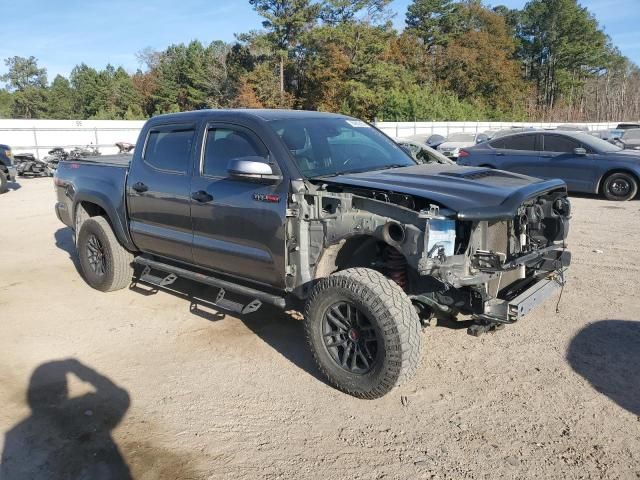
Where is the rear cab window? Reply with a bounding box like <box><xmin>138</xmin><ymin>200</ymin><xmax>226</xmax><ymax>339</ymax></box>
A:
<box><xmin>143</xmin><ymin>124</ymin><xmax>196</xmax><ymax>173</ymax></box>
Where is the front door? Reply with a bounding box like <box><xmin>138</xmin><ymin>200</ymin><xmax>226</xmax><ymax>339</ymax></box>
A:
<box><xmin>190</xmin><ymin>122</ymin><xmax>288</xmax><ymax>288</ymax></box>
<box><xmin>540</xmin><ymin>134</ymin><xmax>598</xmax><ymax>191</ymax></box>
<box><xmin>127</xmin><ymin>123</ymin><xmax>196</xmax><ymax>264</ymax></box>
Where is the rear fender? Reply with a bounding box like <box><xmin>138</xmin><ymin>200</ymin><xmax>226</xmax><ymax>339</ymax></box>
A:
<box><xmin>73</xmin><ymin>191</ymin><xmax>136</xmax><ymax>251</ymax></box>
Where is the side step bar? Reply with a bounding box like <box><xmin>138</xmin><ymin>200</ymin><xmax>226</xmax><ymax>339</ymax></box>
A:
<box><xmin>133</xmin><ymin>256</ymin><xmax>287</xmax><ymax>310</ymax></box>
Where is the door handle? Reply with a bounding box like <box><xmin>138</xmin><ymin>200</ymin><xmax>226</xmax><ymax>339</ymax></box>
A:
<box><xmin>496</xmin><ymin>152</ymin><xmax>505</xmax><ymax>156</ymax></box>
<box><xmin>132</xmin><ymin>182</ymin><xmax>148</xmax><ymax>193</ymax></box>
<box><xmin>191</xmin><ymin>190</ymin><xmax>214</xmax><ymax>203</ymax></box>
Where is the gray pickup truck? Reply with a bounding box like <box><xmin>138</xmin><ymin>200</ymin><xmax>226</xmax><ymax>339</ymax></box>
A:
<box><xmin>54</xmin><ymin>109</ymin><xmax>571</xmax><ymax>398</ymax></box>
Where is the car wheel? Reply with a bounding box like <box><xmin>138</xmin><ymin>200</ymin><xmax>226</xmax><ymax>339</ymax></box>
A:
<box><xmin>0</xmin><ymin>171</ymin><xmax>7</xmax><ymax>194</ymax></box>
<box><xmin>304</xmin><ymin>268</ymin><xmax>423</xmax><ymax>398</ymax></box>
<box><xmin>602</xmin><ymin>172</ymin><xmax>638</xmax><ymax>201</ymax></box>
<box><xmin>77</xmin><ymin>216</ymin><xmax>134</xmax><ymax>292</ymax></box>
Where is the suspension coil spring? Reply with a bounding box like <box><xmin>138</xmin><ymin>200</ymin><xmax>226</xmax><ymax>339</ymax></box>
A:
<box><xmin>386</xmin><ymin>246</ymin><xmax>408</xmax><ymax>290</ymax></box>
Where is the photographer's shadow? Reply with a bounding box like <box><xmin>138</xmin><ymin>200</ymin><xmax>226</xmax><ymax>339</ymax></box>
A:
<box><xmin>1</xmin><ymin>359</ymin><xmax>131</xmax><ymax>479</ymax></box>
<box><xmin>567</xmin><ymin>320</ymin><xmax>640</xmax><ymax>416</ymax></box>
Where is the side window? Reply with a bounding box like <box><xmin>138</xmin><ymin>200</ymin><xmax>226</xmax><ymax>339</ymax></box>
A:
<box><xmin>543</xmin><ymin>135</ymin><xmax>579</xmax><ymax>153</ymax></box>
<box><xmin>203</xmin><ymin>127</ymin><xmax>268</xmax><ymax>178</ymax></box>
<box><xmin>502</xmin><ymin>134</ymin><xmax>536</xmax><ymax>151</ymax></box>
<box><xmin>489</xmin><ymin>138</ymin><xmax>506</xmax><ymax>149</ymax></box>
<box><xmin>144</xmin><ymin>126</ymin><xmax>195</xmax><ymax>173</ymax></box>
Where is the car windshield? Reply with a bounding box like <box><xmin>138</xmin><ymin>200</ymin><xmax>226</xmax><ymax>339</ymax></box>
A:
<box><xmin>575</xmin><ymin>133</ymin><xmax>623</xmax><ymax>152</ymax></box>
<box><xmin>446</xmin><ymin>132</ymin><xmax>475</xmax><ymax>142</ymax></box>
<box><xmin>269</xmin><ymin>117</ymin><xmax>416</xmax><ymax>178</ymax></box>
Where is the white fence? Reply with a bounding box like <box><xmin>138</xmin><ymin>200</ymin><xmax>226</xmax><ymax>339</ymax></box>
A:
<box><xmin>375</xmin><ymin>121</ymin><xmax>619</xmax><ymax>139</ymax></box>
<box><xmin>0</xmin><ymin>119</ymin><xmax>145</xmax><ymax>159</ymax></box>
<box><xmin>0</xmin><ymin>118</ymin><xmax>622</xmax><ymax>159</ymax></box>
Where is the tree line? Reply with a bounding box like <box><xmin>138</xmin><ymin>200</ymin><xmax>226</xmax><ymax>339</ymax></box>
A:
<box><xmin>1</xmin><ymin>0</ymin><xmax>639</xmax><ymax>122</ymax></box>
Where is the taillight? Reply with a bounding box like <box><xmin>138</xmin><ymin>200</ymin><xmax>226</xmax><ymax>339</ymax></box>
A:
<box><xmin>458</xmin><ymin>149</ymin><xmax>470</xmax><ymax>158</ymax></box>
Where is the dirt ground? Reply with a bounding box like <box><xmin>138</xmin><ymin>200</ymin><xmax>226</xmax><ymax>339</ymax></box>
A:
<box><xmin>0</xmin><ymin>176</ymin><xmax>638</xmax><ymax>480</ymax></box>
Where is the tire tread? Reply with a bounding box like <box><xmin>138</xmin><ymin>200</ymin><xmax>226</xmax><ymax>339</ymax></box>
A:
<box><xmin>304</xmin><ymin>268</ymin><xmax>423</xmax><ymax>399</ymax></box>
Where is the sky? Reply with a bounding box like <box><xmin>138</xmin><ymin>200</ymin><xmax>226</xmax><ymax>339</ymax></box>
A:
<box><xmin>0</xmin><ymin>0</ymin><xmax>638</xmax><ymax>81</ymax></box>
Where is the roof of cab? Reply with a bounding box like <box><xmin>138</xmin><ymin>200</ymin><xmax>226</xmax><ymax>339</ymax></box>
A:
<box><xmin>148</xmin><ymin>108</ymin><xmax>350</xmax><ymax>123</ymax></box>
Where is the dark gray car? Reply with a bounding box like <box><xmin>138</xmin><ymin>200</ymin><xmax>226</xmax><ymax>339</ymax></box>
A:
<box><xmin>458</xmin><ymin>130</ymin><xmax>640</xmax><ymax>201</ymax></box>
<box><xmin>0</xmin><ymin>144</ymin><xmax>17</xmax><ymax>193</ymax></box>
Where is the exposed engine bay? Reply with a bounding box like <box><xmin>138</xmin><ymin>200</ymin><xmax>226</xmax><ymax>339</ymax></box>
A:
<box><xmin>286</xmin><ymin>177</ymin><xmax>571</xmax><ymax>327</ymax></box>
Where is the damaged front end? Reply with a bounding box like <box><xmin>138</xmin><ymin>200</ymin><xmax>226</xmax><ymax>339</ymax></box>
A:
<box><xmin>286</xmin><ymin>176</ymin><xmax>571</xmax><ymax>328</ymax></box>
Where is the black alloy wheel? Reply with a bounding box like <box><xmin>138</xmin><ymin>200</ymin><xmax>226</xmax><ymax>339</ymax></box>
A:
<box><xmin>322</xmin><ymin>301</ymin><xmax>380</xmax><ymax>375</ymax></box>
<box><xmin>86</xmin><ymin>234</ymin><xmax>106</xmax><ymax>276</ymax></box>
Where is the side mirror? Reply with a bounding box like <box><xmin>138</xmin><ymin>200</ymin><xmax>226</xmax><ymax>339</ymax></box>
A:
<box><xmin>573</xmin><ymin>147</ymin><xmax>587</xmax><ymax>156</ymax></box>
<box><xmin>227</xmin><ymin>157</ymin><xmax>281</xmax><ymax>183</ymax></box>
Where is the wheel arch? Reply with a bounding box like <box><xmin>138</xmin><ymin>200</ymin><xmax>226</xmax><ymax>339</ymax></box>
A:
<box><xmin>313</xmin><ymin>234</ymin><xmax>380</xmax><ymax>280</ymax></box>
<box><xmin>596</xmin><ymin>168</ymin><xmax>640</xmax><ymax>194</ymax></box>
<box><xmin>73</xmin><ymin>193</ymin><xmax>136</xmax><ymax>251</ymax></box>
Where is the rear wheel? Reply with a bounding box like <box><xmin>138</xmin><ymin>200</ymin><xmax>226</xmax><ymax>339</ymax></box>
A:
<box><xmin>0</xmin><ymin>171</ymin><xmax>7</xmax><ymax>194</ymax></box>
<box><xmin>602</xmin><ymin>172</ymin><xmax>638</xmax><ymax>201</ymax></box>
<box><xmin>304</xmin><ymin>268</ymin><xmax>423</xmax><ymax>399</ymax></box>
<box><xmin>77</xmin><ymin>216</ymin><xmax>133</xmax><ymax>292</ymax></box>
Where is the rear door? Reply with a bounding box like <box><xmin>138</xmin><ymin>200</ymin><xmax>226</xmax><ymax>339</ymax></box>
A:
<box><xmin>189</xmin><ymin>122</ymin><xmax>288</xmax><ymax>288</ymax></box>
<box><xmin>127</xmin><ymin>123</ymin><xmax>196</xmax><ymax>263</ymax></box>
<box><xmin>540</xmin><ymin>134</ymin><xmax>597</xmax><ymax>191</ymax></box>
<box><xmin>489</xmin><ymin>133</ymin><xmax>541</xmax><ymax>176</ymax></box>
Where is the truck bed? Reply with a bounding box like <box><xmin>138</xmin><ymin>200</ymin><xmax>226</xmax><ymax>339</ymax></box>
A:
<box><xmin>69</xmin><ymin>154</ymin><xmax>132</xmax><ymax>167</ymax></box>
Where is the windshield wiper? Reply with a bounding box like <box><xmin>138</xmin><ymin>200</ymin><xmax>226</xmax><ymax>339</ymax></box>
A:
<box><xmin>370</xmin><ymin>164</ymin><xmax>411</xmax><ymax>171</ymax></box>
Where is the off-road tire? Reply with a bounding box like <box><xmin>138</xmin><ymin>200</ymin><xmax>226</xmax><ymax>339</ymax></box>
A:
<box><xmin>304</xmin><ymin>267</ymin><xmax>423</xmax><ymax>399</ymax></box>
<box><xmin>0</xmin><ymin>170</ymin><xmax>7</xmax><ymax>193</ymax></box>
<box><xmin>77</xmin><ymin>216</ymin><xmax>133</xmax><ymax>292</ymax></box>
<box><xmin>602</xmin><ymin>172</ymin><xmax>638</xmax><ymax>201</ymax></box>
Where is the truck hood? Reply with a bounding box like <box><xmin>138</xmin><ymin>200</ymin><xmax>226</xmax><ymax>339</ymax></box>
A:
<box><xmin>314</xmin><ymin>164</ymin><xmax>567</xmax><ymax>221</ymax></box>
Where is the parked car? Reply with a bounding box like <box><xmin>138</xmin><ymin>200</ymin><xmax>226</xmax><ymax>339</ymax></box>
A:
<box><xmin>437</xmin><ymin>132</ymin><xmax>488</xmax><ymax>160</ymax></box>
<box><xmin>54</xmin><ymin>109</ymin><xmax>571</xmax><ymax>398</ymax></box>
<box><xmin>394</xmin><ymin>138</ymin><xmax>455</xmax><ymax>165</ymax></box>
<box><xmin>614</xmin><ymin>128</ymin><xmax>640</xmax><ymax>151</ymax></box>
<box><xmin>616</xmin><ymin>122</ymin><xmax>640</xmax><ymax>130</ymax></box>
<box><xmin>0</xmin><ymin>144</ymin><xmax>17</xmax><ymax>193</ymax></box>
<box><xmin>458</xmin><ymin>130</ymin><xmax>640</xmax><ymax>201</ymax></box>
<box><xmin>589</xmin><ymin>129</ymin><xmax>624</xmax><ymax>143</ymax></box>
<box><xmin>405</xmin><ymin>133</ymin><xmax>446</xmax><ymax>149</ymax></box>
<box><xmin>555</xmin><ymin>124</ymin><xmax>589</xmax><ymax>132</ymax></box>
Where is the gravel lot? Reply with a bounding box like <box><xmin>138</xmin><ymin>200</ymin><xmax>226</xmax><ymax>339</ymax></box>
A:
<box><xmin>1</xmin><ymin>177</ymin><xmax>639</xmax><ymax>479</ymax></box>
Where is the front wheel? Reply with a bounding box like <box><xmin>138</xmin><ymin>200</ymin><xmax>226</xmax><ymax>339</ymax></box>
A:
<box><xmin>304</xmin><ymin>268</ymin><xmax>423</xmax><ymax>399</ymax></box>
<box><xmin>77</xmin><ymin>216</ymin><xmax>134</xmax><ymax>292</ymax></box>
<box><xmin>602</xmin><ymin>172</ymin><xmax>638</xmax><ymax>201</ymax></box>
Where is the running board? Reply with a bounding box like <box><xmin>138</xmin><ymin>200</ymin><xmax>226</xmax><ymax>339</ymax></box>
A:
<box><xmin>133</xmin><ymin>256</ymin><xmax>286</xmax><ymax>311</ymax></box>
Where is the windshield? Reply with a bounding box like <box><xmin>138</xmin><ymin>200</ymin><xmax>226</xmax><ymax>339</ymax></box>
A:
<box><xmin>269</xmin><ymin>117</ymin><xmax>416</xmax><ymax>178</ymax></box>
<box><xmin>576</xmin><ymin>132</ymin><xmax>623</xmax><ymax>153</ymax></box>
<box><xmin>446</xmin><ymin>132</ymin><xmax>475</xmax><ymax>142</ymax></box>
